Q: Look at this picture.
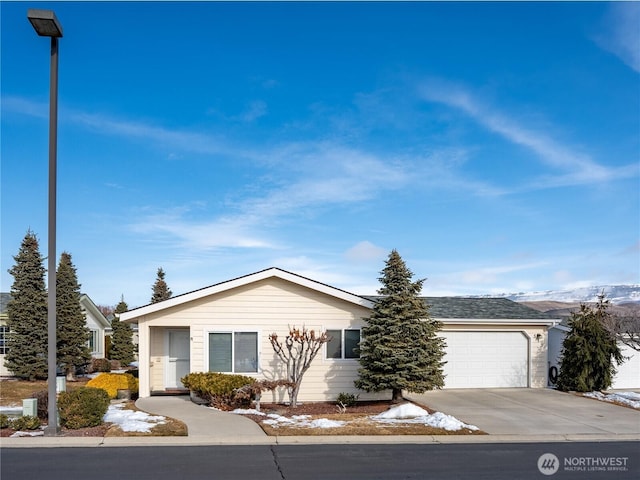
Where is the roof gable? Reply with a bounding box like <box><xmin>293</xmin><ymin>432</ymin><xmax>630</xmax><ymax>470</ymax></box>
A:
<box><xmin>120</xmin><ymin>267</ymin><xmax>375</xmax><ymax>321</ymax></box>
<box><xmin>80</xmin><ymin>294</ymin><xmax>111</xmax><ymax>329</ymax></box>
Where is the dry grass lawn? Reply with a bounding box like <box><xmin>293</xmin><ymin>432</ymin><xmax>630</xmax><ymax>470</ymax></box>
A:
<box><xmin>1</xmin><ymin>379</ymin><xmax>187</xmax><ymax>437</ymax></box>
<box><xmin>244</xmin><ymin>401</ymin><xmax>486</xmax><ymax>436</ymax></box>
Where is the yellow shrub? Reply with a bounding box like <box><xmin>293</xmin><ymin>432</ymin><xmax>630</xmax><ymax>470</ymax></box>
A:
<box><xmin>86</xmin><ymin>373</ymin><xmax>139</xmax><ymax>399</ymax></box>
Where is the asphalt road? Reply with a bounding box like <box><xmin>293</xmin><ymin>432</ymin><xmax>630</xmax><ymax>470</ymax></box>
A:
<box><xmin>2</xmin><ymin>443</ymin><xmax>638</xmax><ymax>480</ymax></box>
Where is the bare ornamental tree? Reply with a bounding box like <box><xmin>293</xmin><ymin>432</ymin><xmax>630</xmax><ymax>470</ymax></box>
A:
<box><xmin>268</xmin><ymin>326</ymin><xmax>330</xmax><ymax>408</ymax></box>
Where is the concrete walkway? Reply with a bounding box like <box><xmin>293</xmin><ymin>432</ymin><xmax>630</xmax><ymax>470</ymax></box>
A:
<box><xmin>406</xmin><ymin>388</ymin><xmax>640</xmax><ymax>435</ymax></box>
<box><xmin>135</xmin><ymin>395</ymin><xmax>268</xmax><ymax>440</ymax></box>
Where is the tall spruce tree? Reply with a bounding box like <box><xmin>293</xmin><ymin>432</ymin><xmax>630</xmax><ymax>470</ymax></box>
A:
<box><xmin>5</xmin><ymin>231</ymin><xmax>48</xmax><ymax>380</ymax></box>
<box><xmin>56</xmin><ymin>252</ymin><xmax>91</xmax><ymax>380</ymax></box>
<box><xmin>109</xmin><ymin>296</ymin><xmax>135</xmax><ymax>365</ymax></box>
<box><xmin>151</xmin><ymin>267</ymin><xmax>172</xmax><ymax>304</ymax></box>
<box><xmin>355</xmin><ymin>250</ymin><xmax>446</xmax><ymax>401</ymax></box>
<box><xmin>557</xmin><ymin>294</ymin><xmax>623</xmax><ymax>392</ymax></box>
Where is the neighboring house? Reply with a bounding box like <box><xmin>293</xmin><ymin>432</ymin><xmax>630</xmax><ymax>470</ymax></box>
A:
<box><xmin>120</xmin><ymin>268</ymin><xmax>559</xmax><ymax>401</ymax></box>
<box><xmin>80</xmin><ymin>294</ymin><xmax>111</xmax><ymax>359</ymax></box>
<box><xmin>0</xmin><ymin>292</ymin><xmax>110</xmax><ymax>377</ymax></box>
<box><xmin>548</xmin><ymin>325</ymin><xmax>640</xmax><ymax>389</ymax></box>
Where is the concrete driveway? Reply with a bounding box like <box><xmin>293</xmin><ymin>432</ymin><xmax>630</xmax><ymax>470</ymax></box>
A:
<box><xmin>406</xmin><ymin>388</ymin><xmax>640</xmax><ymax>435</ymax></box>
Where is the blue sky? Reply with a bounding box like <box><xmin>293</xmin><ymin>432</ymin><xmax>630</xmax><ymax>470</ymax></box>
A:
<box><xmin>2</xmin><ymin>1</ymin><xmax>639</xmax><ymax>308</ymax></box>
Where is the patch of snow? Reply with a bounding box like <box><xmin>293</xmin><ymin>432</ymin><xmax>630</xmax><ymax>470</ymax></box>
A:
<box><xmin>0</xmin><ymin>406</ymin><xmax>23</xmax><ymax>415</ymax></box>
<box><xmin>309</xmin><ymin>418</ymin><xmax>346</xmax><ymax>428</ymax></box>
<box><xmin>584</xmin><ymin>391</ymin><xmax>640</xmax><ymax>409</ymax></box>
<box><xmin>372</xmin><ymin>403</ymin><xmax>479</xmax><ymax>431</ymax></box>
<box><xmin>103</xmin><ymin>404</ymin><xmax>166</xmax><ymax>432</ymax></box>
<box><xmin>261</xmin><ymin>413</ymin><xmax>344</xmax><ymax>429</ymax></box>
<box><xmin>230</xmin><ymin>408</ymin><xmax>265</xmax><ymax>416</ymax></box>
<box><xmin>373</xmin><ymin>403</ymin><xmax>430</xmax><ymax>419</ymax></box>
<box><xmin>10</xmin><ymin>430</ymin><xmax>44</xmax><ymax>437</ymax></box>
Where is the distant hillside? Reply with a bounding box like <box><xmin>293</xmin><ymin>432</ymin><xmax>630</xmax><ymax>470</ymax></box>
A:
<box><xmin>479</xmin><ymin>285</ymin><xmax>640</xmax><ymax>305</ymax></box>
<box><xmin>521</xmin><ymin>300</ymin><xmax>640</xmax><ymax>319</ymax></box>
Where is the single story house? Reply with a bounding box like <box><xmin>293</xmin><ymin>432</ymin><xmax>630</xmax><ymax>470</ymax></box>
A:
<box><xmin>120</xmin><ymin>268</ymin><xmax>560</xmax><ymax>401</ymax></box>
<box><xmin>548</xmin><ymin>325</ymin><xmax>640</xmax><ymax>389</ymax></box>
<box><xmin>0</xmin><ymin>292</ymin><xmax>110</xmax><ymax>377</ymax></box>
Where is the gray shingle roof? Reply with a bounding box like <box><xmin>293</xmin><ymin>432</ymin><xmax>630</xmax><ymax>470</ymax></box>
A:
<box><xmin>363</xmin><ymin>296</ymin><xmax>556</xmax><ymax>320</ymax></box>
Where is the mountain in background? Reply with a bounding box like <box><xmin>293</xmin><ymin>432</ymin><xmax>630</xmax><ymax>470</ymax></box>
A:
<box><xmin>472</xmin><ymin>284</ymin><xmax>640</xmax><ymax>319</ymax></box>
<box><xmin>476</xmin><ymin>284</ymin><xmax>640</xmax><ymax>305</ymax></box>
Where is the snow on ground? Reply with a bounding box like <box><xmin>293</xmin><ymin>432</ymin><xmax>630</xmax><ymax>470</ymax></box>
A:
<box><xmin>373</xmin><ymin>404</ymin><xmax>479</xmax><ymax>431</ymax></box>
<box><xmin>0</xmin><ymin>406</ymin><xmax>23</xmax><ymax>415</ymax></box>
<box><xmin>10</xmin><ymin>430</ymin><xmax>44</xmax><ymax>438</ymax></box>
<box><xmin>231</xmin><ymin>402</ymin><xmax>478</xmax><ymax>431</ymax></box>
<box><xmin>261</xmin><ymin>413</ymin><xmax>346</xmax><ymax>429</ymax></box>
<box><xmin>103</xmin><ymin>403</ymin><xmax>167</xmax><ymax>432</ymax></box>
<box><xmin>584</xmin><ymin>391</ymin><xmax>640</xmax><ymax>409</ymax></box>
<box><xmin>230</xmin><ymin>408</ymin><xmax>265</xmax><ymax>415</ymax></box>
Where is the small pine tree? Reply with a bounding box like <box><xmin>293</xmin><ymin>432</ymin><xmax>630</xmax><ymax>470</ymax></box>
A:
<box><xmin>109</xmin><ymin>297</ymin><xmax>135</xmax><ymax>365</ymax></box>
<box><xmin>151</xmin><ymin>267</ymin><xmax>172</xmax><ymax>304</ymax></box>
<box><xmin>556</xmin><ymin>294</ymin><xmax>623</xmax><ymax>392</ymax></box>
<box><xmin>355</xmin><ymin>250</ymin><xmax>446</xmax><ymax>401</ymax></box>
<box><xmin>56</xmin><ymin>252</ymin><xmax>91</xmax><ymax>380</ymax></box>
<box><xmin>5</xmin><ymin>231</ymin><xmax>49</xmax><ymax>380</ymax></box>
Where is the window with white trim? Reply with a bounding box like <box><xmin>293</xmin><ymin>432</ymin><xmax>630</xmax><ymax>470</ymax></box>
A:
<box><xmin>326</xmin><ymin>329</ymin><xmax>360</xmax><ymax>359</ymax></box>
<box><xmin>87</xmin><ymin>330</ymin><xmax>98</xmax><ymax>353</ymax></box>
<box><xmin>0</xmin><ymin>325</ymin><xmax>8</xmax><ymax>355</ymax></box>
<box><xmin>208</xmin><ymin>332</ymin><xmax>258</xmax><ymax>373</ymax></box>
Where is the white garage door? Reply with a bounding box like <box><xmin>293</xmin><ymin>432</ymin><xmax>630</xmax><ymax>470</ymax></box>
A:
<box><xmin>612</xmin><ymin>344</ymin><xmax>640</xmax><ymax>389</ymax></box>
<box><xmin>440</xmin><ymin>331</ymin><xmax>529</xmax><ymax>388</ymax></box>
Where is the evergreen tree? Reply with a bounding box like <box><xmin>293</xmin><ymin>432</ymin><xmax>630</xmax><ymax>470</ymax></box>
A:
<box><xmin>5</xmin><ymin>231</ymin><xmax>48</xmax><ymax>380</ymax></box>
<box><xmin>355</xmin><ymin>250</ymin><xmax>446</xmax><ymax>401</ymax></box>
<box><xmin>151</xmin><ymin>267</ymin><xmax>172</xmax><ymax>304</ymax></box>
<box><xmin>56</xmin><ymin>252</ymin><xmax>91</xmax><ymax>380</ymax></box>
<box><xmin>109</xmin><ymin>296</ymin><xmax>135</xmax><ymax>365</ymax></box>
<box><xmin>557</xmin><ymin>294</ymin><xmax>623</xmax><ymax>392</ymax></box>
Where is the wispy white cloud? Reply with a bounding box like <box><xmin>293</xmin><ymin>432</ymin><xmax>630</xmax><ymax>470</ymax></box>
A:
<box><xmin>233</xmin><ymin>100</ymin><xmax>267</xmax><ymax>123</ymax></box>
<box><xmin>344</xmin><ymin>241</ymin><xmax>387</xmax><ymax>263</ymax></box>
<box><xmin>419</xmin><ymin>79</ymin><xmax>638</xmax><ymax>187</ymax></box>
<box><xmin>2</xmin><ymin>96</ymin><xmax>48</xmax><ymax>118</ymax></box>
<box><xmin>594</xmin><ymin>2</ymin><xmax>640</xmax><ymax>73</ymax></box>
<box><xmin>129</xmin><ymin>207</ymin><xmax>276</xmax><ymax>251</ymax></box>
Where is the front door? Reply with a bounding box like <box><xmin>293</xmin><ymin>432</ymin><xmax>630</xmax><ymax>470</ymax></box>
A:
<box><xmin>166</xmin><ymin>330</ymin><xmax>190</xmax><ymax>389</ymax></box>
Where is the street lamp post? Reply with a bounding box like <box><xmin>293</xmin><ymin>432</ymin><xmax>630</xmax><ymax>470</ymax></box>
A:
<box><xmin>27</xmin><ymin>8</ymin><xmax>63</xmax><ymax>437</ymax></box>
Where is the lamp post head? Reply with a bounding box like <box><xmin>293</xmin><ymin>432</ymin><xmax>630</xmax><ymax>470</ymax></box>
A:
<box><xmin>27</xmin><ymin>9</ymin><xmax>63</xmax><ymax>38</ymax></box>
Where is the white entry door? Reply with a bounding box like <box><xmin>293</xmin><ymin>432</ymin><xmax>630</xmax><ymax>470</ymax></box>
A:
<box><xmin>166</xmin><ymin>330</ymin><xmax>190</xmax><ymax>389</ymax></box>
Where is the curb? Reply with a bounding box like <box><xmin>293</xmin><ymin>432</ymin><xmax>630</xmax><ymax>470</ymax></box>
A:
<box><xmin>2</xmin><ymin>433</ymin><xmax>639</xmax><ymax>448</ymax></box>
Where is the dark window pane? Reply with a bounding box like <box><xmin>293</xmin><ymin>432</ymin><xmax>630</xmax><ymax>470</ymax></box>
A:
<box><xmin>234</xmin><ymin>332</ymin><xmax>258</xmax><ymax>373</ymax></box>
<box><xmin>326</xmin><ymin>329</ymin><xmax>342</xmax><ymax>359</ymax></box>
<box><xmin>209</xmin><ymin>332</ymin><xmax>232</xmax><ymax>372</ymax></box>
<box><xmin>344</xmin><ymin>329</ymin><xmax>360</xmax><ymax>358</ymax></box>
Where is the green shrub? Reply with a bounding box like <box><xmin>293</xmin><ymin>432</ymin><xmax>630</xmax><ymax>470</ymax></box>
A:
<box><xmin>58</xmin><ymin>387</ymin><xmax>110</xmax><ymax>429</ymax></box>
<box><xmin>181</xmin><ymin>372</ymin><xmax>256</xmax><ymax>410</ymax></box>
<box><xmin>10</xmin><ymin>415</ymin><xmax>41</xmax><ymax>430</ymax></box>
<box><xmin>86</xmin><ymin>373</ymin><xmax>138</xmax><ymax>399</ymax></box>
<box><xmin>30</xmin><ymin>390</ymin><xmax>49</xmax><ymax>420</ymax></box>
<box><xmin>90</xmin><ymin>358</ymin><xmax>111</xmax><ymax>373</ymax></box>
<box><xmin>0</xmin><ymin>414</ymin><xmax>9</xmax><ymax>429</ymax></box>
<box><xmin>336</xmin><ymin>392</ymin><xmax>359</xmax><ymax>407</ymax></box>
